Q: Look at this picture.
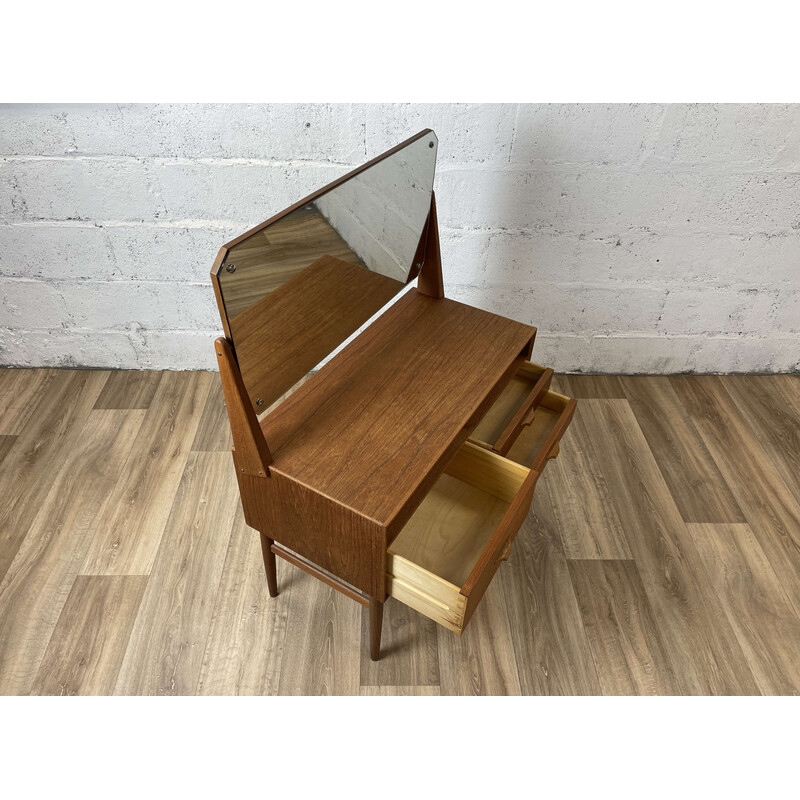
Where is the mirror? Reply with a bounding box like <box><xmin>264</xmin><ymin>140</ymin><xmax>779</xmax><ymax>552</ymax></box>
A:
<box><xmin>214</xmin><ymin>130</ymin><xmax>438</xmax><ymax>412</ymax></box>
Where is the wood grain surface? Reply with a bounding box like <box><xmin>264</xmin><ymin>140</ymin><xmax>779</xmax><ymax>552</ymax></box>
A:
<box><xmin>197</xmin><ymin>506</ymin><xmax>291</xmax><ymax>696</ymax></box>
<box><xmin>567</xmin><ymin>559</ymin><xmax>680</xmax><ymax>695</ymax></box>
<box><xmin>113</xmin><ymin>451</ymin><xmax>239</xmax><ymax>695</ymax></box>
<box><xmin>0</xmin><ymin>408</ymin><xmax>144</xmax><ymax>694</ymax></box>
<box><xmin>500</xmin><ymin>514</ymin><xmax>602</xmax><ymax>695</ymax></box>
<box><xmin>723</xmin><ymin>375</ymin><xmax>800</xmax><ymax>505</ymax></box>
<box><xmin>276</xmin><ymin>568</ymin><xmax>362</xmax><ymax>696</ymax></box>
<box><xmin>0</xmin><ymin>368</ymin><xmax>57</xmax><ymax>434</ymax></box>
<box><xmin>621</xmin><ymin>376</ymin><xmax>745</xmax><ymax>523</ymax></box>
<box><xmin>670</xmin><ymin>376</ymin><xmax>800</xmax><ymax>618</ymax></box>
<box><xmin>0</xmin><ymin>435</ymin><xmax>17</xmax><ymax>467</ymax></box>
<box><xmin>0</xmin><ymin>369</ymin><xmax>108</xmax><ymax>583</ymax></box>
<box><xmin>231</xmin><ymin>255</ymin><xmax>402</xmax><ymax>410</ymax></box>
<box><xmin>2</xmin><ymin>367</ymin><xmax>800</xmax><ymax>695</ymax></box>
<box><xmin>438</xmin><ymin>577</ymin><xmax>522</xmax><ymax>696</ymax></box>
<box><xmin>359</xmin><ymin>598</ymin><xmax>440</xmax><ymax>688</ymax></box>
<box><xmin>93</xmin><ymin>370</ymin><xmax>162</xmax><ymax>410</ymax></box>
<box><xmin>687</xmin><ymin>523</ymin><xmax>800</xmax><ymax>695</ymax></box>
<box><xmin>575</xmin><ymin>398</ymin><xmax>759</xmax><ymax>694</ymax></box>
<box><xmin>260</xmin><ymin>289</ymin><xmax>535</xmax><ymax>528</ymax></box>
<box><xmin>81</xmin><ymin>371</ymin><xmax>212</xmax><ymax>575</ymax></box>
<box><xmin>191</xmin><ymin>380</ymin><xmax>233</xmax><ymax>453</ymax></box>
<box><xmin>221</xmin><ymin>205</ymin><xmax>365</xmax><ymax>320</ymax></box>
<box><xmin>31</xmin><ymin>575</ymin><xmax>148</xmax><ymax>695</ymax></box>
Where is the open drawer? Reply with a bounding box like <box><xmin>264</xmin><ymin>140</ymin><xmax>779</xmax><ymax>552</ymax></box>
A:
<box><xmin>471</xmin><ymin>361</ymin><xmax>556</xmax><ymax>456</ymax></box>
<box><xmin>387</xmin><ymin>387</ymin><xmax>576</xmax><ymax>634</ymax></box>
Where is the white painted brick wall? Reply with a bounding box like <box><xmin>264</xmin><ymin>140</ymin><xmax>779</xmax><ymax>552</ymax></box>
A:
<box><xmin>1</xmin><ymin>103</ymin><xmax>798</xmax><ymax>372</ymax></box>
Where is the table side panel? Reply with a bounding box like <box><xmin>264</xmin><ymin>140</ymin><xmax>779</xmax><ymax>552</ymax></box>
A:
<box><xmin>235</xmin><ymin>469</ymin><xmax>387</xmax><ymax>600</ymax></box>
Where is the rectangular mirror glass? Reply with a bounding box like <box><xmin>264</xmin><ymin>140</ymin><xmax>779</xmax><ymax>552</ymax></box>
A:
<box><xmin>213</xmin><ymin>129</ymin><xmax>438</xmax><ymax>411</ymax></box>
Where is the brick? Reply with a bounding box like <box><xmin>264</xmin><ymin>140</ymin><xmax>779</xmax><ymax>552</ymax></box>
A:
<box><xmin>366</xmin><ymin>104</ymin><xmax>517</xmax><ymax>166</ymax></box>
<box><xmin>648</xmin><ymin>104</ymin><xmax>800</xmax><ymax>171</ymax></box>
<box><xmin>531</xmin><ymin>333</ymin><xmax>800</xmax><ymax>374</ymax></box>
<box><xmin>0</xmin><ymin>223</ymin><xmax>112</xmax><ymax>279</ymax></box>
<box><xmin>55</xmin><ymin>281</ymin><xmax>219</xmax><ymax>331</ymax></box>
<box><xmin>437</xmin><ymin>169</ymin><xmax>800</xmax><ymax>235</ymax></box>
<box><xmin>447</xmin><ymin>281</ymin><xmax>667</xmax><ymax>336</ymax></box>
<box><xmin>138</xmin><ymin>330</ymin><xmax>218</xmax><ymax>370</ymax></box>
<box><xmin>511</xmin><ymin>104</ymin><xmax>666</xmax><ymax>167</ymax></box>
<box><xmin>440</xmin><ymin>230</ymin><xmax>491</xmax><ymax>286</ymax></box>
<box><xmin>0</xmin><ymin>279</ymin><xmax>69</xmax><ymax>328</ymax></box>
<box><xmin>485</xmin><ymin>230</ymin><xmax>800</xmax><ymax>288</ymax></box>
<box><xmin>154</xmin><ymin>161</ymin><xmax>345</xmax><ymax>223</ymax></box>
<box><xmin>0</xmin><ymin>327</ymin><xmax>138</xmax><ymax>368</ymax></box>
<box><xmin>1</xmin><ymin>104</ymin><xmax>798</xmax><ymax>373</ymax></box>
<box><xmin>104</xmin><ymin>224</ymin><xmax>240</xmax><ymax>282</ymax></box>
<box><xmin>0</xmin><ymin>104</ymin><xmax>367</xmax><ymax>162</ymax></box>
<box><xmin>0</xmin><ymin>158</ymin><xmax>163</xmax><ymax>222</ymax></box>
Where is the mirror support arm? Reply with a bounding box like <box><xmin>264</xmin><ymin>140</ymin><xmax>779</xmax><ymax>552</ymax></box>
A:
<box><xmin>215</xmin><ymin>336</ymin><xmax>273</xmax><ymax>478</ymax></box>
<box><xmin>416</xmin><ymin>191</ymin><xmax>444</xmax><ymax>299</ymax></box>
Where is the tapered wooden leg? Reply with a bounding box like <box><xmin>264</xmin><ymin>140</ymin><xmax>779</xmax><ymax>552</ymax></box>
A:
<box><xmin>259</xmin><ymin>532</ymin><xmax>279</xmax><ymax>598</ymax></box>
<box><xmin>369</xmin><ymin>598</ymin><xmax>384</xmax><ymax>661</ymax></box>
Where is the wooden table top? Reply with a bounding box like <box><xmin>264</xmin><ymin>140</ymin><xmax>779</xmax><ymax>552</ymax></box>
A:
<box><xmin>260</xmin><ymin>289</ymin><xmax>535</xmax><ymax>531</ymax></box>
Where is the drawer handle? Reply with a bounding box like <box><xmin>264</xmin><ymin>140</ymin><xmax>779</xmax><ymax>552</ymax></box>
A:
<box><xmin>462</xmin><ymin>467</ymin><xmax>542</xmax><ymax>597</ymax></box>
<box><xmin>499</xmin><ymin>538</ymin><xmax>513</xmax><ymax>562</ymax></box>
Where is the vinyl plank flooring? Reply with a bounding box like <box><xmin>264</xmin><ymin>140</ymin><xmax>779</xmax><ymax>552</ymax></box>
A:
<box><xmin>197</xmin><ymin>508</ymin><xmax>290</xmax><ymax>696</ymax></box>
<box><xmin>0</xmin><ymin>409</ymin><xmax>144</xmax><ymax>695</ymax></box>
<box><xmin>191</xmin><ymin>379</ymin><xmax>234</xmax><ymax>452</ymax></box>
<box><xmin>438</xmin><ymin>576</ymin><xmax>522</xmax><ymax>696</ymax></box>
<box><xmin>114</xmin><ymin>451</ymin><xmax>239</xmax><ymax>695</ymax></box>
<box><xmin>500</xmin><ymin>513</ymin><xmax>601</xmax><ymax>695</ymax></box>
<box><xmin>93</xmin><ymin>370</ymin><xmax>162</xmax><ymax>410</ymax></box>
<box><xmin>3</xmin><ymin>369</ymin><xmax>797</xmax><ymax>696</ymax></box>
<box><xmin>622</xmin><ymin>377</ymin><xmax>745</xmax><ymax>523</ymax></box>
<box><xmin>723</xmin><ymin>375</ymin><xmax>800</xmax><ymax>505</ymax></box>
<box><xmin>0</xmin><ymin>368</ymin><xmax>57</xmax><ymax>434</ymax></box>
<box><xmin>671</xmin><ymin>377</ymin><xmax>800</xmax><ymax>619</ymax></box>
<box><xmin>540</xmin><ymin>416</ymin><xmax>632</xmax><ymax>559</ymax></box>
<box><xmin>81</xmin><ymin>371</ymin><xmax>212</xmax><ymax>576</ymax></box>
<box><xmin>31</xmin><ymin>575</ymin><xmax>148</xmax><ymax>696</ymax></box>
<box><xmin>277</xmin><ymin>568</ymin><xmax>362</xmax><ymax>696</ymax></box>
<box><xmin>688</xmin><ymin>523</ymin><xmax>800</xmax><ymax>696</ymax></box>
<box><xmin>576</xmin><ymin>399</ymin><xmax>759</xmax><ymax>694</ymax></box>
<box><xmin>360</xmin><ymin>598</ymin><xmax>440</xmax><ymax>688</ymax></box>
<box><xmin>553</xmin><ymin>374</ymin><xmax>626</xmax><ymax>399</ymax></box>
<box><xmin>568</xmin><ymin>560</ymin><xmax>681</xmax><ymax>695</ymax></box>
<box><xmin>360</xmin><ymin>686</ymin><xmax>441</xmax><ymax>696</ymax></box>
<box><xmin>0</xmin><ymin>435</ymin><xmax>16</xmax><ymax>467</ymax></box>
<box><xmin>0</xmin><ymin>369</ymin><xmax>109</xmax><ymax>583</ymax></box>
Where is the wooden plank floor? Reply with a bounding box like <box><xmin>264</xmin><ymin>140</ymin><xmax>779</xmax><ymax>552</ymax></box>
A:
<box><xmin>0</xmin><ymin>368</ymin><xmax>798</xmax><ymax>695</ymax></box>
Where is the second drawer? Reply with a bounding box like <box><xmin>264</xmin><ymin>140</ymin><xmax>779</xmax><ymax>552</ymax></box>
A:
<box><xmin>471</xmin><ymin>361</ymin><xmax>555</xmax><ymax>456</ymax></box>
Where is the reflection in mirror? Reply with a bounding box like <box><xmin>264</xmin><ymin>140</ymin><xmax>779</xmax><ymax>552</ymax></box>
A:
<box><xmin>216</xmin><ymin>131</ymin><xmax>438</xmax><ymax>411</ymax></box>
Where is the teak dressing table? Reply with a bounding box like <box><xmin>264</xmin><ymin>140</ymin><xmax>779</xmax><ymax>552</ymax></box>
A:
<box><xmin>210</xmin><ymin>130</ymin><xmax>576</xmax><ymax>660</ymax></box>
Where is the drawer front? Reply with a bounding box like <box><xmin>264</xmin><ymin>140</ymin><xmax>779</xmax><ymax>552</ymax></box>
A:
<box><xmin>471</xmin><ymin>361</ymin><xmax>554</xmax><ymax>456</ymax></box>
<box><xmin>387</xmin><ymin>381</ymin><xmax>575</xmax><ymax>634</ymax></box>
<box><xmin>459</xmin><ymin>463</ymin><xmax>542</xmax><ymax>628</ymax></box>
<box><xmin>505</xmin><ymin>388</ymin><xmax>576</xmax><ymax>474</ymax></box>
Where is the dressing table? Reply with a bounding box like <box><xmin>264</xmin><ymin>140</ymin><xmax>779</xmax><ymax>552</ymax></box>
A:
<box><xmin>211</xmin><ymin>130</ymin><xmax>576</xmax><ymax>660</ymax></box>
